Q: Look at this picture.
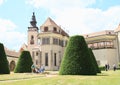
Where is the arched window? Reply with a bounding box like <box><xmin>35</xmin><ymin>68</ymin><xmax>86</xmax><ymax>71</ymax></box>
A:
<box><xmin>30</xmin><ymin>35</ymin><xmax>34</xmax><ymax>44</ymax></box>
<box><xmin>31</xmin><ymin>35</ymin><xmax>34</xmax><ymax>40</ymax></box>
<box><xmin>10</xmin><ymin>60</ymin><xmax>15</xmax><ymax>71</ymax></box>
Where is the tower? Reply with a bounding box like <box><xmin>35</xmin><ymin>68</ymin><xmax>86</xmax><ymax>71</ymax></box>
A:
<box><xmin>28</xmin><ymin>12</ymin><xmax>39</xmax><ymax>62</ymax></box>
<box><xmin>27</xmin><ymin>13</ymin><xmax>69</xmax><ymax>70</ymax></box>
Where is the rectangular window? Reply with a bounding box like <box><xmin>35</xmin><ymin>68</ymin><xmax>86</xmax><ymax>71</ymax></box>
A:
<box><xmin>59</xmin><ymin>40</ymin><xmax>63</xmax><ymax>47</ymax></box>
<box><xmin>54</xmin><ymin>53</ymin><xmax>57</xmax><ymax>66</ymax></box>
<box><xmin>65</xmin><ymin>40</ymin><xmax>67</xmax><ymax>47</ymax></box>
<box><xmin>36</xmin><ymin>60</ymin><xmax>38</xmax><ymax>65</ymax></box>
<box><xmin>37</xmin><ymin>38</ymin><xmax>41</xmax><ymax>45</ymax></box>
<box><xmin>53</xmin><ymin>38</ymin><xmax>58</xmax><ymax>45</ymax></box>
<box><xmin>42</xmin><ymin>38</ymin><xmax>50</xmax><ymax>45</ymax></box>
<box><xmin>45</xmin><ymin>53</ymin><xmax>48</xmax><ymax>66</ymax></box>
<box><xmin>32</xmin><ymin>51</ymin><xmax>34</xmax><ymax>59</ymax></box>
<box><xmin>53</xmin><ymin>27</ymin><xmax>57</xmax><ymax>32</ymax></box>
<box><xmin>59</xmin><ymin>39</ymin><xmax>61</xmax><ymax>45</ymax></box>
<box><xmin>61</xmin><ymin>40</ymin><xmax>64</xmax><ymax>47</ymax></box>
<box><xmin>46</xmin><ymin>38</ymin><xmax>50</xmax><ymax>44</ymax></box>
<box><xmin>44</xmin><ymin>27</ymin><xmax>48</xmax><ymax>31</ymax></box>
<box><xmin>36</xmin><ymin>52</ymin><xmax>38</xmax><ymax>56</ymax></box>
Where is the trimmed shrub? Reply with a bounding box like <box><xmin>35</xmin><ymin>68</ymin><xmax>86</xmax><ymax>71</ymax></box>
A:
<box><xmin>99</xmin><ymin>66</ymin><xmax>105</xmax><ymax>71</ymax></box>
<box><xmin>14</xmin><ymin>51</ymin><xmax>33</xmax><ymax>73</ymax></box>
<box><xmin>0</xmin><ymin>43</ymin><xmax>10</xmax><ymax>74</ymax></box>
<box><xmin>88</xmin><ymin>48</ymin><xmax>101</xmax><ymax>73</ymax></box>
<box><xmin>59</xmin><ymin>35</ymin><xmax>97</xmax><ymax>75</ymax></box>
<box><xmin>118</xmin><ymin>63</ymin><xmax>120</xmax><ymax>68</ymax></box>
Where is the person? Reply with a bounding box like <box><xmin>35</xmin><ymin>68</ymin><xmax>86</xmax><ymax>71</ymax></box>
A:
<box><xmin>107</xmin><ymin>64</ymin><xmax>110</xmax><ymax>70</ymax></box>
<box><xmin>105</xmin><ymin>64</ymin><xmax>108</xmax><ymax>71</ymax></box>
<box><xmin>113</xmin><ymin>64</ymin><xmax>116</xmax><ymax>71</ymax></box>
<box><xmin>39</xmin><ymin>64</ymin><xmax>45</xmax><ymax>73</ymax></box>
<box><xmin>34</xmin><ymin>66</ymin><xmax>39</xmax><ymax>73</ymax></box>
<box><xmin>31</xmin><ymin>64</ymin><xmax>36</xmax><ymax>73</ymax></box>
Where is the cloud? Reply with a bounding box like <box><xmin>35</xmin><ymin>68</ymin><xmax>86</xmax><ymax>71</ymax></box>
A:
<box><xmin>26</xmin><ymin>0</ymin><xmax>120</xmax><ymax>36</ymax></box>
<box><xmin>0</xmin><ymin>19</ymin><xmax>26</xmax><ymax>51</ymax></box>
<box><xmin>54</xmin><ymin>6</ymin><xmax>120</xmax><ymax>35</ymax></box>
<box><xmin>0</xmin><ymin>0</ymin><xmax>5</xmax><ymax>5</ymax></box>
<box><xmin>0</xmin><ymin>19</ymin><xmax>16</xmax><ymax>32</ymax></box>
<box><xmin>26</xmin><ymin>0</ymin><xmax>96</xmax><ymax>9</ymax></box>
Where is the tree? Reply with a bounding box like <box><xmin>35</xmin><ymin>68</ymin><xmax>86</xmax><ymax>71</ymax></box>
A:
<box><xmin>14</xmin><ymin>51</ymin><xmax>33</xmax><ymax>73</ymax></box>
<box><xmin>88</xmin><ymin>48</ymin><xmax>101</xmax><ymax>73</ymax></box>
<box><xmin>59</xmin><ymin>35</ymin><xmax>97</xmax><ymax>75</ymax></box>
<box><xmin>0</xmin><ymin>43</ymin><xmax>10</xmax><ymax>74</ymax></box>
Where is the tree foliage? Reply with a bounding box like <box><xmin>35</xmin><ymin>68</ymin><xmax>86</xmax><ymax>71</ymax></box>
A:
<box><xmin>59</xmin><ymin>35</ymin><xmax>97</xmax><ymax>75</ymax></box>
<box><xmin>14</xmin><ymin>51</ymin><xmax>33</xmax><ymax>73</ymax></box>
<box><xmin>88</xmin><ymin>48</ymin><xmax>101</xmax><ymax>73</ymax></box>
<box><xmin>0</xmin><ymin>43</ymin><xmax>10</xmax><ymax>74</ymax></box>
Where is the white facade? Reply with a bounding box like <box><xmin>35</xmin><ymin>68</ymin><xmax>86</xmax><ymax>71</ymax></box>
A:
<box><xmin>27</xmin><ymin>13</ymin><xmax>69</xmax><ymax>70</ymax></box>
<box><xmin>27</xmin><ymin>13</ymin><xmax>120</xmax><ymax>70</ymax></box>
<box><xmin>84</xmin><ymin>25</ymin><xmax>120</xmax><ymax>68</ymax></box>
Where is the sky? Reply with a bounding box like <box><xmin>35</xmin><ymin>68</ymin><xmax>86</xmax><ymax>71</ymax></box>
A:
<box><xmin>0</xmin><ymin>0</ymin><xmax>120</xmax><ymax>51</ymax></box>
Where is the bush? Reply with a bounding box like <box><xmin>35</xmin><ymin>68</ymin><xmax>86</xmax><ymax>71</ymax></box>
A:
<box><xmin>0</xmin><ymin>43</ymin><xmax>10</xmax><ymax>74</ymax></box>
<box><xmin>59</xmin><ymin>35</ymin><xmax>97</xmax><ymax>75</ymax></box>
<box><xmin>118</xmin><ymin>63</ymin><xmax>120</xmax><ymax>68</ymax></box>
<box><xmin>88</xmin><ymin>48</ymin><xmax>101</xmax><ymax>73</ymax></box>
<box><xmin>14</xmin><ymin>51</ymin><xmax>33</xmax><ymax>73</ymax></box>
<box><xmin>116</xmin><ymin>68</ymin><xmax>120</xmax><ymax>70</ymax></box>
<box><xmin>99</xmin><ymin>66</ymin><xmax>105</xmax><ymax>71</ymax></box>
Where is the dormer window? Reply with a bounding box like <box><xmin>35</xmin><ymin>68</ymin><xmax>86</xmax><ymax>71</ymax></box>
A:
<box><xmin>44</xmin><ymin>27</ymin><xmax>48</xmax><ymax>32</ymax></box>
<box><xmin>53</xmin><ymin>27</ymin><xmax>57</xmax><ymax>32</ymax></box>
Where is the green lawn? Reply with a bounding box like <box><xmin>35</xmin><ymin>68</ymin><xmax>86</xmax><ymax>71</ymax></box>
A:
<box><xmin>0</xmin><ymin>70</ymin><xmax>120</xmax><ymax>85</ymax></box>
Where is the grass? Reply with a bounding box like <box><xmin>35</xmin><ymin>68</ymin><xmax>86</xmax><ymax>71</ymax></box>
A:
<box><xmin>0</xmin><ymin>70</ymin><xmax>120</xmax><ymax>85</ymax></box>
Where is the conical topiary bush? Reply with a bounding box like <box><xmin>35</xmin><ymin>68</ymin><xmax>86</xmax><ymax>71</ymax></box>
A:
<box><xmin>14</xmin><ymin>51</ymin><xmax>33</xmax><ymax>73</ymax></box>
<box><xmin>88</xmin><ymin>48</ymin><xmax>101</xmax><ymax>73</ymax></box>
<box><xmin>0</xmin><ymin>43</ymin><xmax>10</xmax><ymax>74</ymax></box>
<box><xmin>59</xmin><ymin>35</ymin><xmax>97</xmax><ymax>75</ymax></box>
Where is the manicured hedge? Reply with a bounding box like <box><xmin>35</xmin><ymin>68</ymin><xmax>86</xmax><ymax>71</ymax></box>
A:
<box><xmin>0</xmin><ymin>43</ymin><xmax>10</xmax><ymax>74</ymax></box>
<box><xmin>88</xmin><ymin>48</ymin><xmax>101</xmax><ymax>73</ymax></box>
<box><xmin>14</xmin><ymin>51</ymin><xmax>33</xmax><ymax>73</ymax></box>
<box><xmin>99</xmin><ymin>66</ymin><xmax>105</xmax><ymax>71</ymax></box>
<box><xmin>59</xmin><ymin>35</ymin><xmax>97</xmax><ymax>75</ymax></box>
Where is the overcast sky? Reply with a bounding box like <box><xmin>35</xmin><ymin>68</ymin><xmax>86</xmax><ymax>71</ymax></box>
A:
<box><xmin>0</xmin><ymin>0</ymin><xmax>120</xmax><ymax>51</ymax></box>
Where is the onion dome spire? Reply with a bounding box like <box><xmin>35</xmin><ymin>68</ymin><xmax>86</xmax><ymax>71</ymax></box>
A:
<box><xmin>30</xmin><ymin>12</ymin><xmax>37</xmax><ymax>27</ymax></box>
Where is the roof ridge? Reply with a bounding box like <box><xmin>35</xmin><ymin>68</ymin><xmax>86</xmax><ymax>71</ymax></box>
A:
<box><xmin>41</xmin><ymin>17</ymin><xmax>59</xmax><ymax>27</ymax></box>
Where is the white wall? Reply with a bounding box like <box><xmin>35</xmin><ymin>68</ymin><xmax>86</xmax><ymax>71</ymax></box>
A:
<box><xmin>93</xmin><ymin>49</ymin><xmax>118</xmax><ymax>68</ymax></box>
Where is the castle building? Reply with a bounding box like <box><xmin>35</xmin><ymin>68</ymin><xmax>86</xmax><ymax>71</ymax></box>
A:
<box><xmin>26</xmin><ymin>12</ymin><xmax>120</xmax><ymax>70</ymax></box>
<box><xmin>27</xmin><ymin>13</ymin><xmax>69</xmax><ymax>70</ymax></box>
<box><xmin>83</xmin><ymin>24</ymin><xmax>120</xmax><ymax>68</ymax></box>
<box><xmin>5</xmin><ymin>47</ymin><xmax>20</xmax><ymax>71</ymax></box>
